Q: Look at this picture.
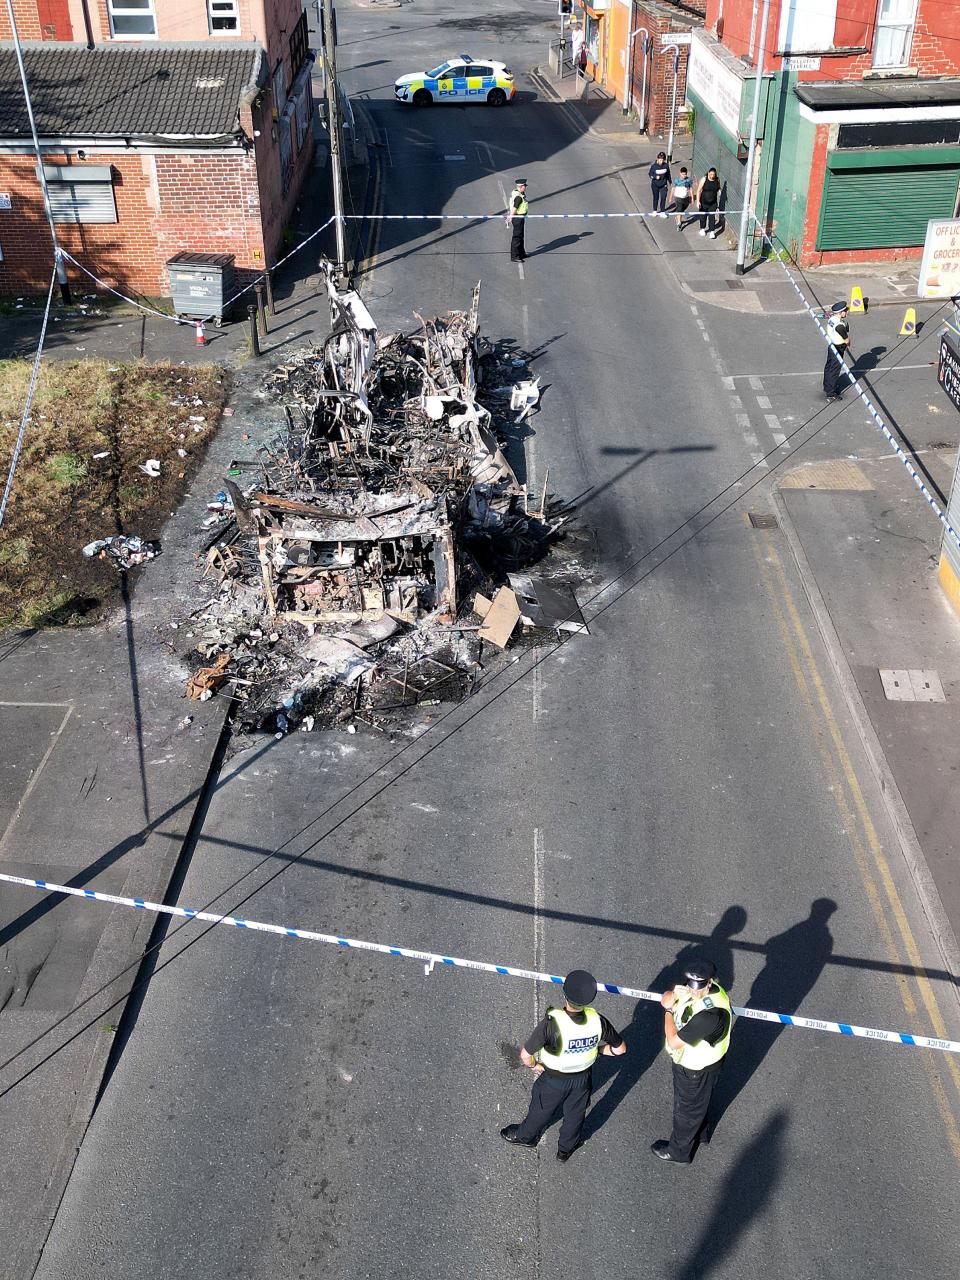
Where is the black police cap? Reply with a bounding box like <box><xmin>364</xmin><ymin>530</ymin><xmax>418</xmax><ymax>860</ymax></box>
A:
<box><xmin>563</xmin><ymin>969</ymin><xmax>597</xmax><ymax>1007</ymax></box>
<box><xmin>684</xmin><ymin>959</ymin><xmax>717</xmax><ymax>989</ymax></box>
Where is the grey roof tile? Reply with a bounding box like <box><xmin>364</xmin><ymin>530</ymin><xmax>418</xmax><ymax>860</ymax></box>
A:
<box><xmin>0</xmin><ymin>42</ymin><xmax>265</xmax><ymax>139</ymax></box>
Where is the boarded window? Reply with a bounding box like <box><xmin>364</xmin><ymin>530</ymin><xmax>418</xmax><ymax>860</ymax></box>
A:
<box><xmin>278</xmin><ymin>115</ymin><xmax>293</xmax><ymax>195</ymax></box>
<box><xmin>777</xmin><ymin>0</ymin><xmax>837</xmax><ymax>52</ymax></box>
<box><xmin>43</xmin><ymin>165</ymin><xmax>117</xmax><ymax>224</ymax></box>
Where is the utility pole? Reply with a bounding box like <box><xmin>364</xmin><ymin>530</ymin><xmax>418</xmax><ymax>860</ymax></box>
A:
<box><xmin>5</xmin><ymin>0</ymin><xmax>71</xmax><ymax>303</ymax></box>
<box><xmin>663</xmin><ymin>43</ymin><xmax>681</xmax><ymax>162</ymax></box>
<box><xmin>736</xmin><ymin>0</ymin><xmax>771</xmax><ymax>275</ymax></box>
<box><xmin>321</xmin><ymin>0</ymin><xmax>347</xmax><ymax>281</ymax></box>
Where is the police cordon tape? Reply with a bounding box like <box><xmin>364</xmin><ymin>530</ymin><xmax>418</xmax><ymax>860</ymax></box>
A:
<box><xmin>2</xmin><ymin>872</ymin><xmax>958</xmax><ymax>1055</ymax></box>
<box><xmin>748</xmin><ymin>212</ymin><xmax>960</xmax><ymax>560</ymax></box>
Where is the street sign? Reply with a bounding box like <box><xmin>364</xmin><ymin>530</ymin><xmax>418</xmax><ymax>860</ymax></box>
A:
<box><xmin>660</xmin><ymin>32</ymin><xmax>692</xmax><ymax>44</ymax></box>
<box><xmin>938</xmin><ymin>332</ymin><xmax>960</xmax><ymax>414</ymax></box>
<box><xmin>918</xmin><ymin>217</ymin><xmax>960</xmax><ymax>299</ymax></box>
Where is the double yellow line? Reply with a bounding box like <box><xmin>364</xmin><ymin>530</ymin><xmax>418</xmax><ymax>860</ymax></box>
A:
<box><xmin>751</xmin><ymin>522</ymin><xmax>960</xmax><ymax>1161</ymax></box>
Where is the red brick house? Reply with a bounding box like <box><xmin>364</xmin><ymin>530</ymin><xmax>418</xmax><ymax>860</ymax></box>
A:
<box><xmin>0</xmin><ymin>0</ymin><xmax>314</xmax><ymax>297</ymax></box>
<box><xmin>688</xmin><ymin>0</ymin><xmax>960</xmax><ymax>265</ymax></box>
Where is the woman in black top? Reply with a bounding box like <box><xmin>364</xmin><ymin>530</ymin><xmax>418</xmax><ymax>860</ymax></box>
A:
<box><xmin>696</xmin><ymin>167</ymin><xmax>721</xmax><ymax>237</ymax></box>
<box><xmin>648</xmin><ymin>152</ymin><xmax>671</xmax><ymax>217</ymax></box>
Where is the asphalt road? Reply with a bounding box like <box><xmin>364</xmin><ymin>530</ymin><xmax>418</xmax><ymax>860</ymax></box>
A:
<box><xmin>30</xmin><ymin>3</ymin><xmax>960</xmax><ymax>1277</ymax></box>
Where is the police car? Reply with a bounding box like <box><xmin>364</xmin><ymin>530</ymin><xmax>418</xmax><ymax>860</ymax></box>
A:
<box><xmin>394</xmin><ymin>55</ymin><xmax>516</xmax><ymax>107</ymax></box>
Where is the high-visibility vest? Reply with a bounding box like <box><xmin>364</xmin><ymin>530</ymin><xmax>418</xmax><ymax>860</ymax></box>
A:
<box><xmin>510</xmin><ymin>188</ymin><xmax>529</xmax><ymax>217</ymax></box>
<box><xmin>665</xmin><ymin>984</ymin><xmax>732</xmax><ymax>1070</ymax></box>
<box><xmin>537</xmin><ymin>1007</ymin><xmax>601</xmax><ymax>1073</ymax></box>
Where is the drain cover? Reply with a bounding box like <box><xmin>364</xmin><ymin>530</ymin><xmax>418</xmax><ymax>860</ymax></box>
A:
<box><xmin>879</xmin><ymin>669</ymin><xmax>945</xmax><ymax>702</ymax></box>
<box><xmin>748</xmin><ymin>512</ymin><xmax>778</xmax><ymax>529</ymax></box>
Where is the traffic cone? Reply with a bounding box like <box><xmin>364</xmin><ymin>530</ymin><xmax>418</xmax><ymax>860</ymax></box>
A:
<box><xmin>899</xmin><ymin>306</ymin><xmax>917</xmax><ymax>337</ymax></box>
<box><xmin>849</xmin><ymin>285</ymin><xmax>865</xmax><ymax>313</ymax></box>
<box><xmin>195</xmin><ymin>320</ymin><xmax>206</xmax><ymax>346</ymax></box>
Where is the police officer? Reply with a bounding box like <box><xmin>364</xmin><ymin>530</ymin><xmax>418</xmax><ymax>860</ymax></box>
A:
<box><xmin>652</xmin><ymin>958</ymin><xmax>731</xmax><ymax>1164</ymax></box>
<box><xmin>823</xmin><ymin>300</ymin><xmax>851</xmax><ymax>401</ymax></box>
<box><xmin>506</xmin><ymin>177</ymin><xmax>529</xmax><ymax>263</ymax></box>
<box><xmin>501</xmin><ymin>969</ymin><xmax>626</xmax><ymax>1161</ymax></box>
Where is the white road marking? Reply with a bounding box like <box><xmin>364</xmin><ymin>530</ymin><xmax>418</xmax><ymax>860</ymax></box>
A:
<box><xmin>729</xmin><ymin>395</ymin><xmax>743</xmax><ymax>410</ymax></box>
<box><xmin>752</xmin><ymin>453</ymin><xmax>770</xmax><ymax>470</ymax></box>
<box><xmin>736</xmin><ymin>413</ymin><xmax>752</xmax><ymax>431</ymax></box>
<box><xmin>690</xmin><ymin>305</ymin><xmax>699</xmax><ymax>316</ymax></box>
<box><xmin>765</xmin><ymin>413</ymin><xmax>783</xmax><ymax>434</ymax></box>
<box><xmin>748</xmin><ymin>376</ymin><xmax>764</xmax><ymax>390</ymax></box>
<box><xmin>533</xmin><ymin>827</ymin><xmax>545</xmax><ymax>982</ymax></box>
<box><xmin>721</xmin><ymin>375</ymin><xmax>735</xmax><ymax>391</ymax></box>
<box><xmin>532</xmin><ymin>659</ymin><xmax>543</xmax><ymax>722</ymax></box>
<box><xmin>519</xmin><ymin>263</ymin><xmax>525</xmax><ymax>281</ymax></box>
<box><xmin>756</xmin><ymin>395</ymin><xmax>772</xmax><ymax>410</ymax></box>
<box><xmin>728</xmin><ymin>363</ymin><xmax>933</xmax><ymax>378</ymax></box>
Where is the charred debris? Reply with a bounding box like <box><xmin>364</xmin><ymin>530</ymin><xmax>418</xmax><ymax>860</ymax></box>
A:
<box><xmin>188</xmin><ymin>266</ymin><xmax>587</xmax><ymax>735</ymax></box>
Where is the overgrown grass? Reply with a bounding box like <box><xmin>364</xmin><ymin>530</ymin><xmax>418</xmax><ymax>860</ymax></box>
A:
<box><xmin>0</xmin><ymin>359</ymin><xmax>228</xmax><ymax>630</ymax></box>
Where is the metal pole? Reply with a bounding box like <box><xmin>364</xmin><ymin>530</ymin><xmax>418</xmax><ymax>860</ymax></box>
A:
<box><xmin>264</xmin><ymin>266</ymin><xmax>276</xmax><ymax>316</ymax></box>
<box><xmin>322</xmin><ymin>0</ymin><xmax>348</xmax><ymax>281</ymax></box>
<box><xmin>5</xmin><ymin>0</ymin><xmax>70</xmax><ymax>303</ymax></box>
<box><xmin>736</xmin><ymin>0</ymin><xmax>771</xmax><ymax>275</ymax></box>
<box><xmin>255</xmin><ymin>280</ymin><xmax>268</xmax><ymax>335</ymax></box>
<box><xmin>639</xmin><ymin>34</ymin><xmax>650</xmax><ymax>134</ymax></box>
<box><xmin>664</xmin><ymin>45</ymin><xmax>680</xmax><ymax>162</ymax></box>
<box><xmin>247</xmin><ymin>303</ymin><xmax>261</xmax><ymax>357</ymax></box>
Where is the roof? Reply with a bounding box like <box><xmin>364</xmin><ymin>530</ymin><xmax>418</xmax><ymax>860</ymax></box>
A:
<box><xmin>0</xmin><ymin>42</ymin><xmax>265</xmax><ymax>141</ymax></box>
<box><xmin>795</xmin><ymin>79</ymin><xmax>960</xmax><ymax>111</ymax></box>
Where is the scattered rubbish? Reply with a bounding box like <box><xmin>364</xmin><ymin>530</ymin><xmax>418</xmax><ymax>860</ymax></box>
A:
<box><xmin>138</xmin><ymin>459</ymin><xmax>161</xmax><ymax>477</ymax></box>
<box><xmin>82</xmin><ymin>535</ymin><xmax>161</xmax><ymax>571</ymax></box>
<box><xmin>182</xmin><ymin>265</ymin><xmax>584</xmax><ymax>735</ymax></box>
<box><xmin>92</xmin><ymin>450</ymin><xmax>111</xmax><ymax>460</ymax></box>
<box><xmin>510</xmin><ymin>378</ymin><xmax>541</xmax><ymax>420</ymax></box>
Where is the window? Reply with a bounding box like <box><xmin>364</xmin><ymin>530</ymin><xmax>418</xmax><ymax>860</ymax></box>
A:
<box><xmin>208</xmin><ymin>0</ymin><xmax>239</xmax><ymax>34</ymax></box>
<box><xmin>289</xmin><ymin>11</ymin><xmax>309</xmax><ymax>78</ymax></box>
<box><xmin>43</xmin><ymin>165</ymin><xmax>117</xmax><ymax>224</ymax></box>
<box><xmin>272</xmin><ymin>60</ymin><xmax>287</xmax><ymax>112</ymax></box>
<box><xmin>108</xmin><ymin>0</ymin><xmax>156</xmax><ymax>38</ymax></box>
<box><xmin>471</xmin><ymin>66</ymin><xmax>494</xmax><ymax>78</ymax></box>
<box><xmin>777</xmin><ymin>0</ymin><xmax>837</xmax><ymax>52</ymax></box>
<box><xmin>873</xmin><ymin>0</ymin><xmax>918</xmax><ymax>67</ymax></box>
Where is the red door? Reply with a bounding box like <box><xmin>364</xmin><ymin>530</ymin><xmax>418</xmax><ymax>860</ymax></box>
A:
<box><xmin>37</xmin><ymin>0</ymin><xmax>72</xmax><ymax>39</ymax></box>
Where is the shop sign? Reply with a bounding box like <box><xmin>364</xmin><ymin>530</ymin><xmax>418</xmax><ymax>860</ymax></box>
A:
<box><xmin>686</xmin><ymin>36</ymin><xmax>743</xmax><ymax>138</ymax></box>
<box><xmin>939</xmin><ymin>332</ymin><xmax>960</xmax><ymax>415</ymax></box>
<box><xmin>919</xmin><ymin>218</ymin><xmax>960</xmax><ymax>300</ymax></box>
<box><xmin>0</xmin><ymin>194</ymin><xmax>10</xmax><ymax>210</ymax></box>
<box><xmin>660</xmin><ymin>32</ymin><xmax>692</xmax><ymax>45</ymax></box>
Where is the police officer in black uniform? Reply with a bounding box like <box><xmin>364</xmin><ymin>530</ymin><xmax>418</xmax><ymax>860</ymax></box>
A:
<box><xmin>501</xmin><ymin>969</ymin><xmax>626</xmax><ymax>1162</ymax></box>
<box><xmin>823</xmin><ymin>300</ymin><xmax>851</xmax><ymax>400</ymax></box>
<box><xmin>652</xmin><ymin>958</ymin><xmax>732</xmax><ymax>1164</ymax></box>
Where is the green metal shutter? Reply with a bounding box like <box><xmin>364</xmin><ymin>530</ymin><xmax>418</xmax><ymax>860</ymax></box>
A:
<box><xmin>691</xmin><ymin>113</ymin><xmax>748</xmax><ymax>235</ymax></box>
<box><xmin>817</xmin><ymin>165</ymin><xmax>960</xmax><ymax>250</ymax></box>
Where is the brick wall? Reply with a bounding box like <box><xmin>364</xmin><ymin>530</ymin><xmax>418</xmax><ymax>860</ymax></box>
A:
<box><xmin>628</xmin><ymin>3</ymin><xmax>693</xmax><ymax>137</ymax></box>
<box><xmin>0</xmin><ymin>0</ymin><xmax>72</xmax><ymax>38</ymax></box>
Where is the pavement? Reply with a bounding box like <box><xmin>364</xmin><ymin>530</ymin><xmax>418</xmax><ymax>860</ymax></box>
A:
<box><xmin>4</xmin><ymin>1</ymin><xmax>960</xmax><ymax>1276</ymax></box>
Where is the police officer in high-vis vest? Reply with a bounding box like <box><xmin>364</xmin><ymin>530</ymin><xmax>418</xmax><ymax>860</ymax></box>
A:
<box><xmin>506</xmin><ymin>177</ymin><xmax>529</xmax><ymax>262</ymax></box>
<box><xmin>501</xmin><ymin>969</ymin><xmax>626</xmax><ymax>1162</ymax></box>
<box><xmin>652</xmin><ymin>959</ymin><xmax>731</xmax><ymax>1164</ymax></box>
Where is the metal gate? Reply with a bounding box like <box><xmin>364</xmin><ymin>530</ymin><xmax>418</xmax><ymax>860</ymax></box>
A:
<box><xmin>691</xmin><ymin>115</ymin><xmax>747</xmax><ymax>237</ymax></box>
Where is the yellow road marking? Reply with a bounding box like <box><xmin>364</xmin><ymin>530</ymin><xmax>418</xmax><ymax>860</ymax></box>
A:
<box><xmin>750</xmin><ymin>523</ymin><xmax>960</xmax><ymax>1159</ymax></box>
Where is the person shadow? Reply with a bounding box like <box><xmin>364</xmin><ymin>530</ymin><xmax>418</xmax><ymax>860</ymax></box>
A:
<box><xmin>673</xmin><ymin>1110</ymin><xmax>790</xmax><ymax>1280</ymax></box>
<box><xmin>710</xmin><ymin>898</ymin><xmax>837</xmax><ymax>1128</ymax></box>
<box><xmin>583</xmin><ymin>905</ymin><xmax>748</xmax><ymax>1141</ymax></box>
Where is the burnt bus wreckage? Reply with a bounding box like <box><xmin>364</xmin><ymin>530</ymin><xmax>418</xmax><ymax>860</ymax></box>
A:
<box><xmin>189</xmin><ymin>266</ymin><xmax>587</xmax><ymax>734</ymax></box>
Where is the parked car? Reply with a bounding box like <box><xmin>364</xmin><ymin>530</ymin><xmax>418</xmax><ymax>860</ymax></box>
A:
<box><xmin>394</xmin><ymin>55</ymin><xmax>515</xmax><ymax>107</ymax></box>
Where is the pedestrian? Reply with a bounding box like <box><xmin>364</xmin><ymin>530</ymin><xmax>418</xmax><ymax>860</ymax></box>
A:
<box><xmin>822</xmin><ymin>301</ymin><xmax>851</xmax><ymax>400</ymax></box>
<box><xmin>651</xmin><ymin>958</ymin><xmax>731</xmax><ymax>1164</ymax></box>
<box><xmin>649</xmin><ymin>151</ymin><xmax>671</xmax><ymax>218</ymax></box>
<box><xmin>577</xmin><ymin>42</ymin><xmax>588</xmax><ymax>78</ymax></box>
<box><xmin>506</xmin><ymin>177</ymin><xmax>529</xmax><ymax>263</ymax></box>
<box><xmin>695</xmin><ymin>167</ymin><xmax>722</xmax><ymax>238</ymax></box>
<box><xmin>501</xmin><ymin>969</ymin><xmax>626</xmax><ymax>1162</ymax></box>
<box><xmin>671</xmin><ymin>166</ymin><xmax>694</xmax><ymax>229</ymax></box>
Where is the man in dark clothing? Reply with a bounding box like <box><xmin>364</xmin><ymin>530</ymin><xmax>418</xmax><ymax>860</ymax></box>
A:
<box><xmin>506</xmin><ymin>178</ymin><xmax>529</xmax><ymax>262</ymax></box>
<box><xmin>648</xmin><ymin>152</ymin><xmax>671</xmax><ymax>216</ymax></box>
<box><xmin>652</xmin><ymin>959</ymin><xmax>731</xmax><ymax>1164</ymax></box>
<box><xmin>501</xmin><ymin>969</ymin><xmax>626</xmax><ymax>1161</ymax></box>
<box><xmin>823</xmin><ymin>300</ymin><xmax>851</xmax><ymax>400</ymax></box>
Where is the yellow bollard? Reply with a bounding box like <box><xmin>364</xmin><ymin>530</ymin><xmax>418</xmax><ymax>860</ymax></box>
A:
<box><xmin>849</xmin><ymin>285</ymin><xmax>865</xmax><ymax>313</ymax></box>
<box><xmin>899</xmin><ymin>306</ymin><xmax>917</xmax><ymax>337</ymax></box>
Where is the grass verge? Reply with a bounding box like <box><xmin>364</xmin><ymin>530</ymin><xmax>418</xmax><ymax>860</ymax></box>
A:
<box><xmin>0</xmin><ymin>359</ymin><xmax>228</xmax><ymax>630</ymax></box>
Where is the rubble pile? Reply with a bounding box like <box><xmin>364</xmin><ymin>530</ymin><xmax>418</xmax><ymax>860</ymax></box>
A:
<box><xmin>187</xmin><ymin>267</ymin><xmax>585</xmax><ymax>734</ymax></box>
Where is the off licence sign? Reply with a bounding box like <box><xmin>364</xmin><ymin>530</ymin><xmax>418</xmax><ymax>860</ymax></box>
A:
<box><xmin>919</xmin><ymin>218</ymin><xmax>960</xmax><ymax>299</ymax></box>
<box><xmin>938</xmin><ymin>332</ymin><xmax>960</xmax><ymax>414</ymax></box>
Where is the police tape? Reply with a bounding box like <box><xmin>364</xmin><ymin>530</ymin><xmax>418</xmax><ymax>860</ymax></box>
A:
<box><xmin>748</xmin><ymin>212</ymin><xmax>960</xmax><ymax>559</ymax></box>
<box><xmin>342</xmin><ymin>211</ymin><xmax>749</xmax><ymax>220</ymax></box>
<box><xmin>2</xmin><ymin>872</ymin><xmax>958</xmax><ymax>1055</ymax></box>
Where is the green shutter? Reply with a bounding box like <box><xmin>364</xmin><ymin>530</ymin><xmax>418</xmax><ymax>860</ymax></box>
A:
<box><xmin>817</xmin><ymin>165</ymin><xmax>960</xmax><ymax>250</ymax></box>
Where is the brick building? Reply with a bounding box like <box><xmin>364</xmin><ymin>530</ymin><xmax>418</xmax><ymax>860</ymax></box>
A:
<box><xmin>575</xmin><ymin>0</ymin><xmax>704</xmax><ymax>145</ymax></box>
<box><xmin>687</xmin><ymin>0</ymin><xmax>960</xmax><ymax>265</ymax></box>
<box><xmin>0</xmin><ymin>0</ymin><xmax>314</xmax><ymax>298</ymax></box>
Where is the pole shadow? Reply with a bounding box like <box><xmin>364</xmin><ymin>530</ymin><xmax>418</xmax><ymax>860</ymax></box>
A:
<box><xmin>583</xmin><ymin>905</ymin><xmax>748</xmax><ymax>1142</ymax></box>
<box><xmin>673</xmin><ymin>1110</ymin><xmax>789</xmax><ymax>1280</ymax></box>
<box><xmin>710</xmin><ymin>898</ymin><xmax>837</xmax><ymax>1130</ymax></box>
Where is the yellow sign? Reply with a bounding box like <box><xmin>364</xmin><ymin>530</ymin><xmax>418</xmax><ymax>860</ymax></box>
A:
<box><xmin>899</xmin><ymin>307</ymin><xmax>917</xmax><ymax>337</ymax></box>
<box><xmin>919</xmin><ymin>218</ymin><xmax>960</xmax><ymax>300</ymax></box>
<box><xmin>849</xmin><ymin>285</ymin><xmax>865</xmax><ymax>312</ymax></box>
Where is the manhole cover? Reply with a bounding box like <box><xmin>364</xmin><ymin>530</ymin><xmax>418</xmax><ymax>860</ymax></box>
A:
<box><xmin>879</xmin><ymin>669</ymin><xmax>945</xmax><ymax>702</ymax></box>
<box><xmin>725</xmin><ymin>279</ymin><xmax>744</xmax><ymax>289</ymax></box>
<box><xmin>748</xmin><ymin>512</ymin><xmax>778</xmax><ymax>529</ymax></box>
